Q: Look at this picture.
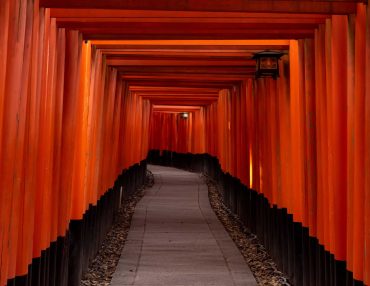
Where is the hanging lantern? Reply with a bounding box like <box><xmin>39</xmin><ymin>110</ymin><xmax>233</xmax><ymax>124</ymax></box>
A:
<box><xmin>180</xmin><ymin>112</ymin><xmax>189</xmax><ymax>119</ymax></box>
<box><xmin>252</xmin><ymin>51</ymin><xmax>284</xmax><ymax>79</ymax></box>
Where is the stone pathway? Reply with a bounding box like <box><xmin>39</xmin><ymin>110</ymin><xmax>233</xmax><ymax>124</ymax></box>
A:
<box><xmin>111</xmin><ymin>165</ymin><xmax>257</xmax><ymax>286</ymax></box>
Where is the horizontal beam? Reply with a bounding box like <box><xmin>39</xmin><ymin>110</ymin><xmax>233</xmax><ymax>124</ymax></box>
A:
<box><xmin>50</xmin><ymin>9</ymin><xmax>331</xmax><ymax>19</ymax></box>
<box><xmin>142</xmin><ymin>97</ymin><xmax>219</xmax><ymax>102</ymax></box>
<box><xmin>55</xmin><ymin>20</ymin><xmax>322</xmax><ymax>33</ymax></box>
<box><xmin>107</xmin><ymin>58</ymin><xmax>255</xmax><ymax>66</ymax></box>
<box><xmin>121</xmin><ymin>73</ymin><xmax>249</xmax><ymax>81</ymax></box>
<box><xmin>91</xmin><ymin>39</ymin><xmax>291</xmax><ymax>47</ymax></box>
<box><xmin>138</xmin><ymin>94</ymin><xmax>219</xmax><ymax>99</ymax></box>
<box><xmin>82</xmin><ymin>29</ymin><xmax>314</xmax><ymax>40</ymax></box>
<box><xmin>129</xmin><ymin>86</ymin><xmax>221</xmax><ymax>92</ymax></box>
<box><xmin>101</xmin><ymin>50</ymin><xmax>255</xmax><ymax>58</ymax></box>
<box><xmin>105</xmin><ymin>55</ymin><xmax>253</xmax><ymax>61</ymax></box>
<box><xmin>59</xmin><ymin>21</ymin><xmax>316</xmax><ymax>39</ymax></box>
<box><xmin>148</xmin><ymin>100</ymin><xmax>216</xmax><ymax>105</ymax></box>
<box><xmin>41</xmin><ymin>0</ymin><xmax>360</xmax><ymax>14</ymax></box>
<box><xmin>135</xmin><ymin>90</ymin><xmax>219</xmax><ymax>95</ymax></box>
<box><xmin>118</xmin><ymin>68</ymin><xmax>253</xmax><ymax>76</ymax></box>
<box><xmin>153</xmin><ymin>105</ymin><xmax>203</xmax><ymax>109</ymax></box>
<box><xmin>152</xmin><ymin>106</ymin><xmax>203</xmax><ymax>112</ymax></box>
<box><xmin>134</xmin><ymin>93</ymin><xmax>219</xmax><ymax>98</ymax></box>
<box><xmin>56</xmin><ymin>17</ymin><xmax>326</xmax><ymax>25</ymax></box>
<box><xmin>127</xmin><ymin>81</ymin><xmax>236</xmax><ymax>89</ymax></box>
<box><xmin>139</xmin><ymin>91</ymin><xmax>219</xmax><ymax>97</ymax></box>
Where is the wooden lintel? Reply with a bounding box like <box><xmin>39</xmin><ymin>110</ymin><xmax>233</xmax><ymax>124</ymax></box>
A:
<box><xmin>41</xmin><ymin>0</ymin><xmax>360</xmax><ymax>15</ymax></box>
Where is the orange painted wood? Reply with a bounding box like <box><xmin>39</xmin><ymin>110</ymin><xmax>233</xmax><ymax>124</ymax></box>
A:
<box><xmin>330</xmin><ymin>15</ymin><xmax>348</xmax><ymax>261</ymax></box>
<box><xmin>289</xmin><ymin>40</ymin><xmax>305</xmax><ymax>223</ymax></box>
<box><xmin>0</xmin><ymin>0</ymin><xmax>9</xmax><ymax>168</ymax></box>
<box><xmin>323</xmin><ymin>18</ymin><xmax>332</xmax><ymax>253</ymax></box>
<box><xmin>268</xmin><ymin>79</ymin><xmax>279</xmax><ymax>206</ymax></box>
<box><xmin>10</xmin><ymin>0</ymin><xmax>30</xmax><ymax>279</ymax></box>
<box><xmin>70</xmin><ymin>41</ymin><xmax>91</xmax><ymax>220</ymax></box>
<box><xmin>303</xmin><ymin>38</ymin><xmax>317</xmax><ymax>236</ymax></box>
<box><xmin>55</xmin><ymin>15</ymin><xmax>326</xmax><ymax>24</ymax></box>
<box><xmin>364</xmin><ymin>4</ymin><xmax>370</xmax><ymax>285</ymax></box>
<box><xmin>0</xmin><ymin>0</ymin><xmax>28</xmax><ymax>280</ymax></box>
<box><xmin>20</xmin><ymin>0</ymin><xmax>44</xmax><ymax>275</ymax></box>
<box><xmin>314</xmin><ymin>23</ymin><xmax>328</xmax><ymax>249</ymax></box>
<box><xmin>346</xmin><ymin>11</ymin><xmax>356</xmax><ymax>274</ymax></box>
<box><xmin>364</xmin><ymin>2</ymin><xmax>370</xmax><ymax>282</ymax></box>
<box><xmin>85</xmin><ymin>49</ymin><xmax>105</xmax><ymax>205</ymax></box>
<box><xmin>32</xmin><ymin>7</ymin><xmax>53</xmax><ymax>257</ymax></box>
<box><xmin>245</xmin><ymin>79</ymin><xmax>255</xmax><ymax>189</ymax></box>
<box><xmin>53</xmin><ymin>27</ymin><xmax>66</xmax><ymax>239</ymax></box>
<box><xmin>40</xmin><ymin>0</ymin><xmax>358</xmax><ymax>14</ymax></box>
<box><xmin>107</xmin><ymin>58</ymin><xmax>255</xmax><ymax>67</ymax></box>
<box><xmin>49</xmin><ymin>8</ymin><xmax>330</xmax><ymax>20</ymax></box>
<box><xmin>57</xmin><ymin>29</ymin><xmax>82</xmax><ymax>246</ymax></box>
<box><xmin>351</xmin><ymin>3</ymin><xmax>366</xmax><ymax>280</ymax></box>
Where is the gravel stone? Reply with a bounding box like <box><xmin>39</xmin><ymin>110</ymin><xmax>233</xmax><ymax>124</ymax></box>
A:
<box><xmin>203</xmin><ymin>175</ymin><xmax>292</xmax><ymax>286</ymax></box>
<box><xmin>80</xmin><ymin>171</ymin><xmax>154</xmax><ymax>286</ymax></box>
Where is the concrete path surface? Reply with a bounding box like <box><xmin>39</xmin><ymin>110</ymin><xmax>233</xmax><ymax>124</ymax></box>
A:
<box><xmin>111</xmin><ymin>165</ymin><xmax>257</xmax><ymax>286</ymax></box>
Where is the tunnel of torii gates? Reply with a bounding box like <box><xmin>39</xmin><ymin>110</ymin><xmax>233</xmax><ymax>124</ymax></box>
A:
<box><xmin>1</xmin><ymin>0</ymin><xmax>370</xmax><ymax>285</ymax></box>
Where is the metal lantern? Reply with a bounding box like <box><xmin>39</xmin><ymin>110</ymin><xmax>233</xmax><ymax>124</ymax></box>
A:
<box><xmin>252</xmin><ymin>51</ymin><xmax>284</xmax><ymax>79</ymax></box>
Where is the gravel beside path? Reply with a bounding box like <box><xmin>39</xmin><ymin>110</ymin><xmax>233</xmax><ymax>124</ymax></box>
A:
<box><xmin>204</xmin><ymin>175</ymin><xmax>291</xmax><ymax>286</ymax></box>
<box><xmin>80</xmin><ymin>171</ymin><xmax>154</xmax><ymax>286</ymax></box>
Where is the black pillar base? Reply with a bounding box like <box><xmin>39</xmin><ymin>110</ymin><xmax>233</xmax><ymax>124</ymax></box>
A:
<box><xmin>7</xmin><ymin>160</ymin><xmax>147</xmax><ymax>286</ymax></box>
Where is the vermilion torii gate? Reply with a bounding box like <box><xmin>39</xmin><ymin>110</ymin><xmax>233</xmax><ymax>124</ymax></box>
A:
<box><xmin>0</xmin><ymin>0</ymin><xmax>369</xmax><ymax>285</ymax></box>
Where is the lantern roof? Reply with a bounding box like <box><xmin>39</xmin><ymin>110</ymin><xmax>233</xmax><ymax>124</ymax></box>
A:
<box><xmin>252</xmin><ymin>50</ymin><xmax>284</xmax><ymax>59</ymax></box>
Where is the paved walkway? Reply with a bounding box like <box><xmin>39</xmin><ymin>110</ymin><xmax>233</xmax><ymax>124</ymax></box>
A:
<box><xmin>111</xmin><ymin>165</ymin><xmax>257</xmax><ymax>286</ymax></box>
